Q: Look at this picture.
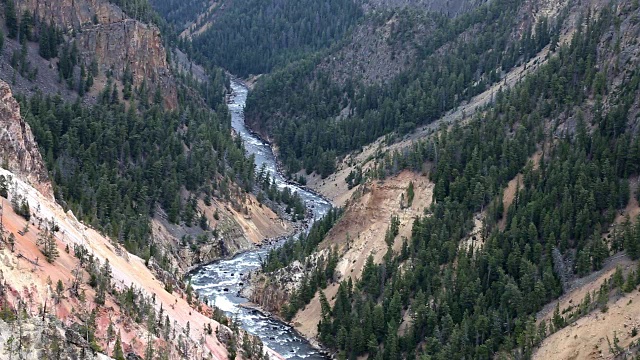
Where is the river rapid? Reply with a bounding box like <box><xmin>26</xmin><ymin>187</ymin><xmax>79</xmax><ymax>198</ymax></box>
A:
<box><xmin>190</xmin><ymin>80</ymin><xmax>332</xmax><ymax>359</ymax></box>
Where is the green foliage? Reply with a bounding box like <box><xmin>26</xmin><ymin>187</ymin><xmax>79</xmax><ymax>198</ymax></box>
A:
<box><xmin>312</xmin><ymin>7</ymin><xmax>640</xmax><ymax>358</ymax></box>
<box><xmin>113</xmin><ymin>333</ymin><xmax>125</xmax><ymax>360</ymax></box>
<box><xmin>109</xmin><ymin>0</ymin><xmax>164</xmax><ymax>28</ymax></box>
<box><xmin>11</xmin><ymin>194</ymin><xmax>30</xmax><ymax>221</ymax></box>
<box><xmin>19</xmin><ymin>72</ymin><xmax>253</xmax><ymax>260</ymax></box>
<box><xmin>281</xmin><ymin>246</ymin><xmax>340</xmax><ymax>321</ymax></box>
<box><xmin>7</xmin><ymin>233</ymin><xmax>15</xmax><ymax>252</ymax></box>
<box><xmin>406</xmin><ymin>181</ymin><xmax>414</xmax><ymax>207</ymax></box>
<box><xmin>384</xmin><ymin>215</ymin><xmax>400</xmax><ymax>247</ymax></box>
<box><xmin>19</xmin><ymin>10</ymin><xmax>34</xmax><ymax>43</ymax></box>
<box><xmin>262</xmin><ymin>208</ymin><xmax>342</xmax><ymax>272</ymax></box>
<box><xmin>57</xmin><ymin>42</ymin><xmax>79</xmax><ymax>87</ymax></box>
<box><xmin>226</xmin><ymin>334</ymin><xmax>237</xmax><ymax>360</ymax></box>
<box><xmin>260</xmin><ymin>208</ymin><xmax>342</xmax><ymax>320</ymax></box>
<box><xmin>186</xmin><ymin>0</ymin><xmax>363</xmax><ymax>77</ymax></box>
<box><xmin>37</xmin><ymin>220</ymin><xmax>60</xmax><ymax>263</ymax></box>
<box><xmin>256</xmin><ymin>164</ymin><xmax>306</xmax><ymax>220</ymax></box>
<box><xmin>148</xmin><ymin>0</ymin><xmax>209</xmax><ymax>28</ymax></box>
<box><xmin>0</xmin><ymin>298</ymin><xmax>16</xmax><ymax>322</ymax></box>
<box><xmin>38</xmin><ymin>22</ymin><xmax>62</xmax><ymax>60</ymax></box>
<box><xmin>4</xmin><ymin>0</ymin><xmax>18</xmax><ymax>39</ymax></box>
<box><xmin>345</xmin><ymin>167</ymin><xmax>363</xmax><ymax>190</ymax></box>
<box><xmin>10</xmin><ymin>41</ymin><xmax>37</xmax><ymax>80</ymax></box>
<box><xmin>0</xmin><ymin>175</ymin><xmax>8</xmax><ymax>198</ymax></box>
<box><xmin>245</xmin><ymin>0</ymin><xmax>560</xmax><ymax>176</ymax></box>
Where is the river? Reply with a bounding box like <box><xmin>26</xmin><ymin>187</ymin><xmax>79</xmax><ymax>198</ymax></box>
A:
<box><xmin>190</xmin><ymin>80</ymin><xmax>332</xmax><ymax>359</ymax></box>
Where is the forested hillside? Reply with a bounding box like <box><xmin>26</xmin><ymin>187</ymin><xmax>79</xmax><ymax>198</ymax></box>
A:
<box><xmin>0</xmin><ymin>0</ymin><xmax>290</xmax><ymax>358</ymax></box>
<box><xmin>17</xmin><ymin>75</ymin><xmax>256</xmax><ymax>257</ymax></box>
<box><xmin>151</xmin><ymin>0</ymin><xmax>365</xmax><ymax>77</ymax></box>
<box><xmin>190</xmin><ymin>0</ymin><xmax>363</xmax><ymax>77</ymax></box>
<box><xmin>257</xmin><ymin>1</ymin><xmax>640</xmax><ymax>358</ymax></box>
<box><xmin>245</xmin><ymin>0</ymin><xmax>563</xmax><ymax>177</ymax></box>
<box><xmin>0</xmin><ymin>0</ymin><xmax>295</xmax><ymax>270</ymax></box>
<box><xmin>151</xmin><ymin>0</ymin><xmax>482</xmax><ymax>77</ymax></box>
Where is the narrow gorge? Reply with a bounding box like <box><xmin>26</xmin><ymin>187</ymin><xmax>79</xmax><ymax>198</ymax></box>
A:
<box><xmin>191</xmin><ymin>80</ymin><xmax>333</xmax><ymax>359</ymax></box>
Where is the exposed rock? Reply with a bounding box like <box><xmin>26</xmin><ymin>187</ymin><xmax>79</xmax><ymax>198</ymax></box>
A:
<box><xmin>65</xmin><ymin>328</ymin><xmax>92</xmax><ymax>350</ymax></box>
<box><xmin>216</xmin><ymin>324</ymin><xmax>234</xmax><ymax>345</ymax></box>
<box><xmin>15</xmin><ymin>0</ymin><xmax>178</xmax><ymax>109</ymax></box>
<box><xmin>0</xmin><ymin>166</ymin><xmax>238</xmax><ymax>359</ymax></box>
<box><xmin>363</xmin><ymin>0</ymin><xmax>481</xmax><ymax>14</ymax></box>
<box><xmin>75</xmin><ymin>20</ymin><xmax>177</xmax><ymax>108</ymax></box>
<box><xmin>317</xmin><ymin>11</ymin><xmax>433</xmax><ymax>86</ymax></box>
<box><xmin>245</xmin><ymin>274</ymin><xmax>291</xmax><ymax>314</ymax></box>
<box><xmin>151</xmin><ymin>193</ymin><xmax>290</xmax><ymax>273</ymax></box>
<box><xmin>17</xmin><ymin>0</ymin><xmax>126</xmax><ymax>29</ymax></box>
<box><xmin>0</xmin><ymin>80</ymin><xmax>52</xmax><ymax>198</ymax></box>
<box><xmin>246</xmin><ymin>258</ymin><xmax>322</xmax><ymax>315</ymax></box>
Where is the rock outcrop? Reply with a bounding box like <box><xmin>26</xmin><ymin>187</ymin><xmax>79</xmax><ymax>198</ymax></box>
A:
<box><xmin>0</xmin><ymin>80</ymin><xmax>52</xmax><ymax>198</ymax></box>
<box><xmin>76</xmin><ymin>19</ymin><xmax>177</xmax><ymax>107</ymax></box>
<box><xmin>16</xmin><ymin>0</ymin><xmax>178</xmax><ymax>109</ymax></box>
<box><xmin>245</xmin><ymin>271</ymin><xmax>296</xmax><ymax>314</ymax></box>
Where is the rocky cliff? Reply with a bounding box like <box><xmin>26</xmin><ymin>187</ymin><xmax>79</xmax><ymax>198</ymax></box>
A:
<box><xmin>243</xmin><ymin>260</ymin><xmax>309</xmax><ymax>314</ymax></box>
<box><xmin>152</xmin><ymin>194</ymin><xmax>291</xmax><ymax>273</ymax></box>
<box><xmin>0</xmin><ymin>80</ymin><xmax>52</xmax><ymax>198</ymax></box>
<box><xmin>15</xmin><ymin>0</ymin><xmax>178</xmax><ymax>109</ymax></box>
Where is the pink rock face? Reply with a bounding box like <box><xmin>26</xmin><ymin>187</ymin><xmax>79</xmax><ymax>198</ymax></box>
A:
<box><xmin>0</xmin><ymin>80</ymin><xmax>53</xmax><ymax>198</ymax></box>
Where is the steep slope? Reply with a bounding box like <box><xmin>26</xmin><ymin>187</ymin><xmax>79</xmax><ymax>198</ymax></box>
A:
<box><xmin>0</xmin><ymin>81</ymin><xmax>51</xmax><ymax>198</ymax></box>
<box><xmin>293</xmin><ymin>171</ymin><xmax>433</xmax><ymax>338</ymax></box>
<box><xmin>244</xmin><ymin>0</ymin><xmax>567</xmax><ymax>177</ymax></box>
<box><xmin>1</xmin><ymin>0</ymin><xmax>293</xmax><ymax>275</ymax></box>
<box><xmin>249</xmin><ymin>1</ymin><xmax>640</xmax><ymax>359</ymax></box>
<box><xmin>0</xmin><ymin>165</ymin><xmax>281</xmax><ymax>359</ymax></box>
<box><xmin>363</xmin><ymin>0</ymin><xmax>480</xmax><ymax>13</ymax></box>
<box><xmin>0</xmin><ymin>79</ymin><xmax>281</xmax><ymax>359</ymax></box>
<box><xmin>2</xmin><ymin>0</ymin><xmax>177</xmax><ymax>108</ymax></box>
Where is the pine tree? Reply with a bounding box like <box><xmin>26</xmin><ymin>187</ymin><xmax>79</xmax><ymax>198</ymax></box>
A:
<box><xmin>406</xmin><ymin>181</ymin><xmax>415</xmax><ymax>207</ymax></box>
<box><xmin>55</xmin><ymin>279</ymin><xmax>64</xmax><ymax>303</ymax></box>
<box><xmin>19</xmin><ymin>11</ymin><xmax>33</xmax><ymax>43</ymax></box>
<box><xmin>8</xmin><ymin>232</ymin><xmax>15</xmax><ymax>252</ymax></box>
<box><xmin>37</xmin><ymin>221</ymin><xmax>59</xmax><ymax>263</ymax></box>
<box><xmin>113</xmin><ymin>333</ymin><xmax>125</xmax><ymax>360</ymax></box>
<box><xmin>5</xmin><ymin>0</ymin><xmax>18</xmax><ymax>39</ymax></box>
<box><xmin>39</xmin><ymin>26</ymin><xmax>51</xmax><ymax>59</ymax></box>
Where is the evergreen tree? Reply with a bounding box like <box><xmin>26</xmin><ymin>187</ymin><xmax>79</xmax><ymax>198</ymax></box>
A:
<box><xmin>113</xmin><ymin>333</ymin><xmax>125</xmax><ymax>360</ymax></box>
<box><xmin>5</xmin><ymin>0</ymin><xmax>18</xmax><ymax>39</ymax></box>
<box><xmin>37</xmin><ymin>220</ymin><xmax>59</xmax><ymax>263</ymax></box>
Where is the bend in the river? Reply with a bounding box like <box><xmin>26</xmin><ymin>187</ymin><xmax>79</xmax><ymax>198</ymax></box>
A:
<box><xmin>191</xmin><ymin>79</ymin><xmax>332</xmax><ymax>359</ymax></box>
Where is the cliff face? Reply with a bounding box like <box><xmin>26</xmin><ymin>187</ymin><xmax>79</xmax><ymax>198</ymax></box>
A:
<box><xmin>152</xmin><ymin>194</ymin><xmax>291</xmax><ymax>273</ymax></box>
<box><xmin>15</xmin><ymin>0</ymin><xmax>178</xmax><ymax>109</ymax></box>
<box><xmin>0</xmin><ymin>80</ymin><xmax>52</xmax><ymax>198</ymax></box>
<box><xmin>0</xmin><ymin>166</ymin><xmax>237</xmax><ymax>359</ymax></box>
<box><xmin>76</xmin><ymin>19</ymin><xmax>177</xmax><ymax>107</ymax></box>
<box><xmin>16</xmin><ymin>0</ymin><xmax>125</xmax><ymax>28</ymax></box>
<box><xmin>243</xmin><ymin>261</ymin><xmax>308</xmax><ymax>314</ymax></box>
